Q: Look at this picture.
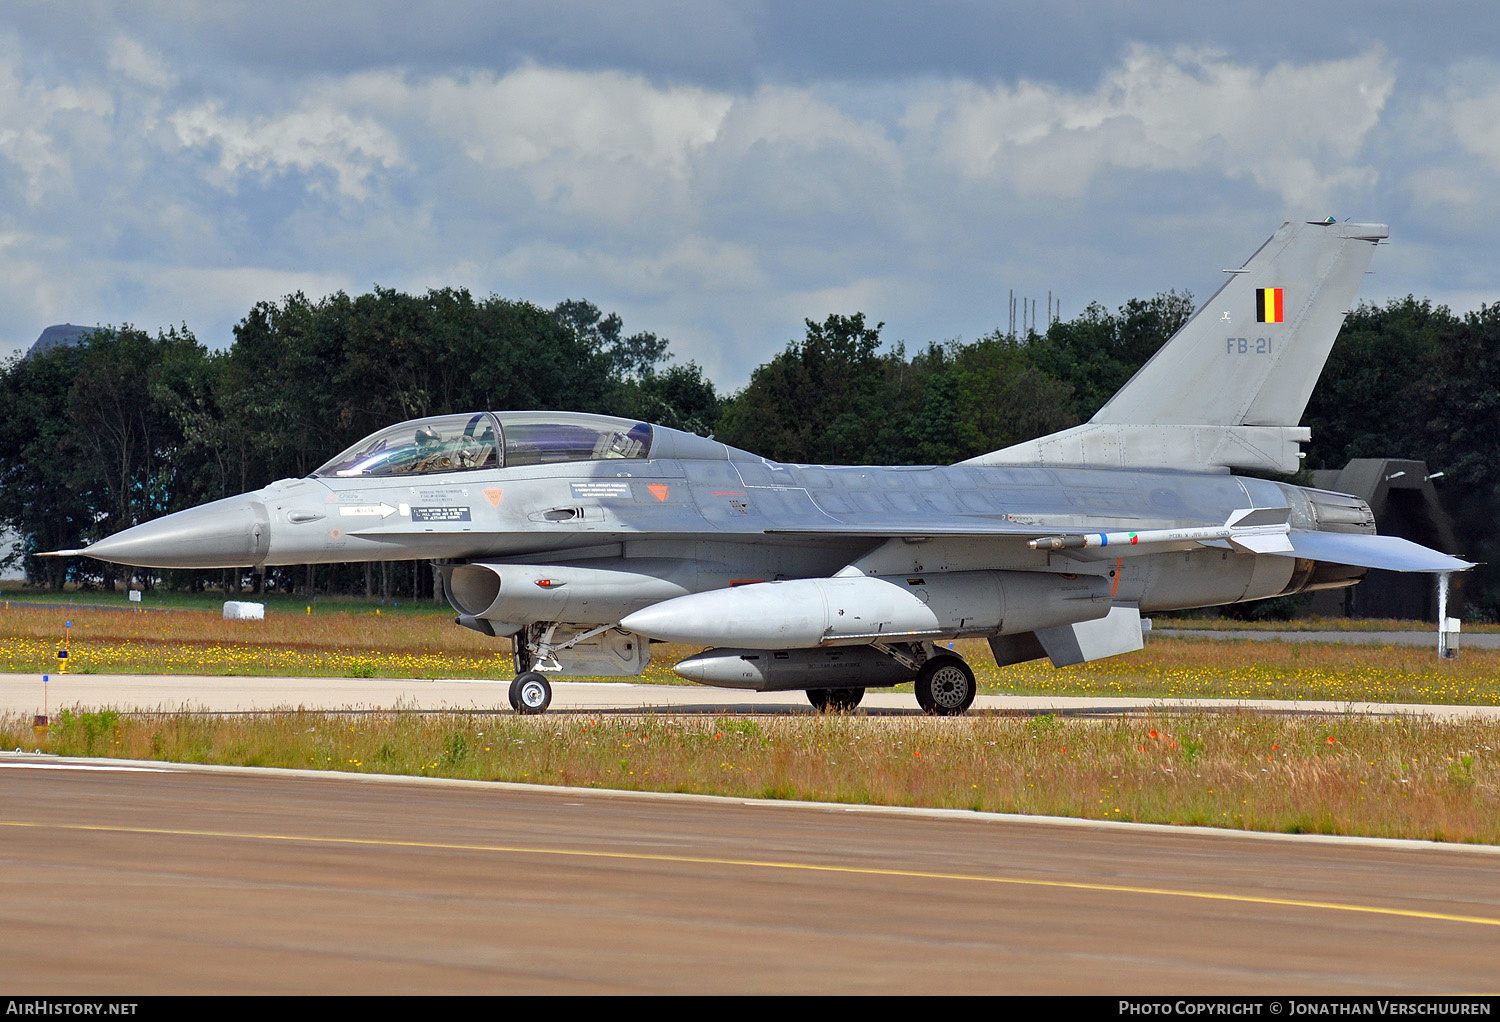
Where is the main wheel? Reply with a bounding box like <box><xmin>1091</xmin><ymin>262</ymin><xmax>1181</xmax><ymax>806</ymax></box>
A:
<box><xmin>807</xmin><ymin>687</ymin><xmax>865</xmax><ymax>712</ymax></box>
<box><xmin>914</xmin><ymin>656</ymin><xmax>975</xmax><ymax>716</ymax></box>
<box><xmin>509</xmin><ymin>671</ymin><xmax>552</xmax><ymax>714</ymax></box>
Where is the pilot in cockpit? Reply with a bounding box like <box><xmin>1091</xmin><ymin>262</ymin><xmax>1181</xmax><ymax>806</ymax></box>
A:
<box><xmin>411</xmin><ymin>419</ymin><xmax>500</xmax><ymax>472</ymax></box>
<box><xmin>605</xmin><ymin>422</ymin><xmax>653</xmax><ymax>458</ymax></box>
<box><xmin>411</xmin><ymin>426</ymin><xmax>447</xmax><ymax>473</ymax></box>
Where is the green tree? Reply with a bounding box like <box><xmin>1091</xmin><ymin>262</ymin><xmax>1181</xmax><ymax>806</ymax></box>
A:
<box><xmin>1029</xmin><ymin>291</ymin><xmax>1195</xmax><ymax>419</ymax></box>
<box><xmin>224</xmin><ymin>288</ymin><xmax>621</xmax><ymax>483</ymax></box>
<box><xmin>1302</xmin><ymin>297</ymin><xmax>1454</xmax><ymax>470</ymax></box>
<box><xmin>225</xmin><ymin>292</ymin><xmax>346</xmax><ymax>480</ymax></box>
<box><xmin>950</xmin><ymin>332</ymin><xmax>1078</xmax><ymax>457</ymax></box>
<box><xmin>717</xmin><ymin>313</ymin><xmax>894</xmax><ymax>463</ymax></box>
<box><xmin>0</xmin><ymin>342</ymin><xmax>93</xmax><ymax>587</ymax></box>
<box><xmin>0</xmin><ymin>326</ymin><xmax>209</xmax><ymax>589</ymax></box>
<box><xmin>1417</xmin><ymin>303</ymin><xmax>1500</xmax><ymax>616</ymax></box>
<box><xmin>554</xmin><ymin>298</ymin><xmax>669</xmax><ymax>378</ymax></box>
<box><xmin>611</xmin><ymin>361</ymin><xmax>723</xmax><ymax>437</ymax></box>
<box><xmin>67</xmin><ymin>325</ymin><xmax>206</xmax><ymax>530</ymax></box>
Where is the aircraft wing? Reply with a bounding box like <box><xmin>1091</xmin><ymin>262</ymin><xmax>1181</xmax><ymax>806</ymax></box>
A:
<box><xmin>1276</xmin><ymin>531</ymin><xmax>1474</xmax><ymax>573</ymax></box>
<box><xmin>766</xmin><ymin>507</ymin><xmax>1289</xmax><ymax>549</ymax></box>
<box><xmin>765</xmin><ymin>519</ymin><xmax>1474</xmax><ymax>574</ymax></box>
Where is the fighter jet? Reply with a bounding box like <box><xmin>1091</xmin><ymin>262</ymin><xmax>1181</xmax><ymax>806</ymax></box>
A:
<box><xmin>60</xmin><ymin>220</ymin><xmax>1472</xmax><ymax>714</ymax></box>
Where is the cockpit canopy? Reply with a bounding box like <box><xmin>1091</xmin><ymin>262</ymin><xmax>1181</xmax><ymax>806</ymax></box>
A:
<box><xmin>314</xmin><ymin>412</ymin><xmax>655</xmax><ymax>478</ymax></box>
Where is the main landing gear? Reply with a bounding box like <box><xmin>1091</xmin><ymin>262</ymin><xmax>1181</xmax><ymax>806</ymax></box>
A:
<box><xmin>863</xmin><ymin>641</ymin><xmax>977</xmax><ymax>715</ymax></box>
<box><xmin>802</xmin><ymin>646</ymin><xmax>977</xmax><ymax>715</ymax></box>
<box><xmin>913</xmin><ymin>654</ymin><xmax>976</xmax><ymax>716</ymax></box>
<box><xmin>807</xmin><ymin>687</ymin><xmax>865</xmax><ymax>712</ymax></box>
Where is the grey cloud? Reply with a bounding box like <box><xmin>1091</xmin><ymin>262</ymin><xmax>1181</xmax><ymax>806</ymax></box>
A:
<box><xmin>2</xmin><ymin>8</ymin><xmax>1500</xmax><ymax>392</ymax></box>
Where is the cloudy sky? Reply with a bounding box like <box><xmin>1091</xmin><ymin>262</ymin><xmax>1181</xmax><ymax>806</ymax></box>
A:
<box><xmin>3</xmin><ymin>1</ymin><xmax>1499</xmax><ymax>387</ymax></box>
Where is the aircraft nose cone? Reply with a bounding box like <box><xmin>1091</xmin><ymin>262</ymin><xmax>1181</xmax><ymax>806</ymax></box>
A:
<box><xmin>81</xmin><ymin>495</ymin><xmax>270</xmax><ymax>568</ymax></box>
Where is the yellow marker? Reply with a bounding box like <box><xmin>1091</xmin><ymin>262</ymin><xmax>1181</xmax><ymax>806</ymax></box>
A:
<box><xmin>376</xmin><ymin>608</ymin><xmax>381</xmax><ymax>615</ymax></box>
<box><xmin>306</xmin><ymin>606</ymin><xmax>311</xmax><ymax>615</ymax></box>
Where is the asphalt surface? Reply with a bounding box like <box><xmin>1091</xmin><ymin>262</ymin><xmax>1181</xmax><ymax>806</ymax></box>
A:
<box><xmin>5</xmin><ymin>668</ymin><xmax>1499</xmax><ymax>994</ymax></box>
<box><xmin>3</xmin><ymin>757</ymin><xmax>1499</xmax><ymax>995</ymax></box>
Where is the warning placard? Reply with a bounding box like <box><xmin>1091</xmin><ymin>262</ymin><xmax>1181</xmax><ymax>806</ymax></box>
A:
<box><xmin>570</xmin><ymin>482</ymin><xmax>632</xmax><ymax>499</ymax></box>
<box><xmin>411</xmin><ymin>506</ymin><xmax>472</xmax><ymax>523</ymax></box>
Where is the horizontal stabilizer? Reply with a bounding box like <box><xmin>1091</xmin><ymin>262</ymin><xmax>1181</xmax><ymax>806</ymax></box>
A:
<box><xmin>1278</xmin><ymin>532</ymin><xmax>1473</xmax><ymax>573</ymax></box>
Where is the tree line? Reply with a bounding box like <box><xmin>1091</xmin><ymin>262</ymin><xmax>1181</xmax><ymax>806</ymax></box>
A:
<box><xmin>2</xmin><ymin>286</ymin><xmax>1497</xmax><ymax>615</ymax></box>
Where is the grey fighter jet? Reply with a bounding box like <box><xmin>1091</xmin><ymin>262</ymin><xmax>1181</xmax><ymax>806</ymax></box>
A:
<box><xmin>61</xmin><ymin>220</ymin><xmax>1472</xmax><ymax>714</ymax></box>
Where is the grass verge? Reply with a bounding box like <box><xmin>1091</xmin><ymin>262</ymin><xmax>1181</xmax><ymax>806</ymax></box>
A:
<box><xmin>7</xmin><ymin>708</ymin><xmax>1499</xmax><ymax>845</ymax></box>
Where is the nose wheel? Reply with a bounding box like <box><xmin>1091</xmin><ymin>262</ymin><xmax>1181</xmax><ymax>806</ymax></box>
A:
<box><xmin>913</xmin><ymin>655</ymin><xmax>976</xmax><ymax>715</ymax></box>
<box><xmin>508</xmin><ymin>672</ymin><xmax>553</xmax><ymax>714</ymax></box>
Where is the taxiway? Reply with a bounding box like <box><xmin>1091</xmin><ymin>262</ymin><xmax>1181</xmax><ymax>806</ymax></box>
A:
<box><xmin>3</xmin><ymin>757</ymin><xmax>1499</xmax><ymax>994</ymax></box>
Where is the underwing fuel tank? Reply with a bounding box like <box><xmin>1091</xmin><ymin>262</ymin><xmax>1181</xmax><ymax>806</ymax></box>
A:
<box><xmin>619</xmin><ymin>570</ymin><xmax>1112</xmax><ymax>648</ymax></box>
<box><xmin>674</xmin><ymin>646</ymin><xmax>919</xmax><ymax>691</ymax></box>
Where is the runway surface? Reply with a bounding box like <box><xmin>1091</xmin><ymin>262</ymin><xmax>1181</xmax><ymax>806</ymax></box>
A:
<box><xmin>5</xmin><ymin>671</ymin><xmax>1500</xmax><ymax>721</ymax></box>
<box><xmin>3</xmin><ymin>756</ymin><xmax>1499</xmax><ymax>995</ymax></box>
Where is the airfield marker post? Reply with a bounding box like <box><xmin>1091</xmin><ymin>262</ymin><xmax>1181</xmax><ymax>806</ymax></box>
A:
<box><xmin>34</xmin><ymin>674</ymin><xmax>47</xmax><ymax>734</ymax></box>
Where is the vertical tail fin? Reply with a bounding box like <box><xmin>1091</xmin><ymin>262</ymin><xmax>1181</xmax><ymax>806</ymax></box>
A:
<box><xmin>968</xmin><ymin>219</ymin><xmax>1387</xmax><ymax>473</ymax></box>
<box><xmin>1094</xmin><ymin>219</ymin><xmax>1387</xmax><ymax>427</ymax></box>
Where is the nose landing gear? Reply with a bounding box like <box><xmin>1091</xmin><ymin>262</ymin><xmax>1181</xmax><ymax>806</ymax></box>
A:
<box><xmin>508</xmin><ymin>672</ymin><xmax>552</xmax><ymax>714</ymax></box>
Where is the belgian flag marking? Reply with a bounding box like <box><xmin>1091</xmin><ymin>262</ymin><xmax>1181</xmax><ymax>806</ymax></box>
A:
<box><xmin>1256</xmin><ymin>287</ymin><xmax>1284</xmax><ymax>323</ymax></box>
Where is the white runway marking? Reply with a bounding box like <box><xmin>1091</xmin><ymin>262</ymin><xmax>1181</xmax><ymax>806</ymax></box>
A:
<box><xmin>0</xmin><ymin>759</ymin><xmax>168</xmax><ymax>772</ymax></box>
